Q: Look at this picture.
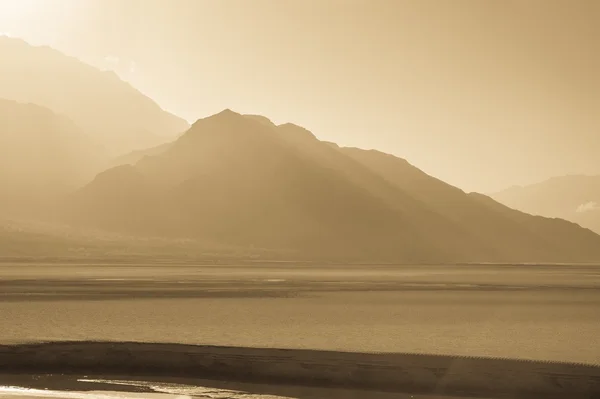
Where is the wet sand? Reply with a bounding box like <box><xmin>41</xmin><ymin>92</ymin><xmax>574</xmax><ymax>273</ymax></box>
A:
<box><xmin>0</xmin><ymin>373</ymin><xmax>467</xmax><ymax>398</ymax></box>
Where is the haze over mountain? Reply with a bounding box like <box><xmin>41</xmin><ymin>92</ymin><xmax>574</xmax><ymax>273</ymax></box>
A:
<box><xmin>492</xmin><ymin>176</ymin><xmax>600</xmax><ymax>235</ymax></box>
<box><xmin>67</xmin><ymin>110</ymin><xmax>600</xmax><ymax>263</ymax></box>
<box><xmin>0</xmin><ymin>27</ymin><xmax>597</xmax><ymax>262</ymax></box>
<box><xmin>0</xmin><ymin>99</ymin><xmax>106</xmax><ymax>217</ymax></box>
<box><xmin>3</xmin><ymin>1</ymin><xmax>598</xmax><ymax>193</ymax></box>
<box><xmin>0</xmin><ymin>36</ymin><xmax>189</xmax><ymax>155</ymax></box>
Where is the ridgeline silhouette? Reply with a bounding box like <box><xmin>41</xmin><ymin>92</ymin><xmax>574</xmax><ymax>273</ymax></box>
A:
<box><xmin>2</xmin><ymin>39</ymin><xmax>600</xmax><ymax>262</ymax></box>
<box><xmin>0</xmin><ymin>36</ymin><xmax>189</xmax><ymax>155</ymax></box>
<box><xmin>492</xmin><ymin>175</ymin><xmax>600</xmax><ymax>235</ymax></box>
<box><xmin>65</xmin><ymin>110</ymin><xmax>600</xmax><ymax>262</ymax></box>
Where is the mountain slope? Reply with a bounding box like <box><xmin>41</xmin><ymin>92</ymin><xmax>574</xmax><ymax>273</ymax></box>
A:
<box><xmin>491</xmin><ymin>175</ymin><xmax>600</xmax><ymax>234</ymax></box>
<box><xmin>70</xmin><ymin>111</ymin><xmax>433</xmax><ymax>260</ymax></box>
<box><xmin>109</xmin><ymin>142</ymin><xmax>173</xmax><ymax>169</ymax></box>
<box><xmin>339</xmin><ymin>147</ymin><xmax>600</xmax><ymax>261</ymax></box>
<box><xmin>0</xmin><ymin>37</ymin><xmax>189</xmax><ymax>154</ymax></box>
<box><xmin>0</xmin><ymin>99</ymin><xmax>107</xmax><ymax>216</ymax></box>
<box><xmin>0</xmin><ymin>217</ymin><xmax>275</xmax><ymax>259</ymax></box>
<box><xmin>66</xmin><ymin>110</ymin><xmax>600</xmax><ymax>262</ymax></box>
<box><xmin>109</xmin><ymin>114</ymin><xmax>482</xmax><ymax>257</ymax></box>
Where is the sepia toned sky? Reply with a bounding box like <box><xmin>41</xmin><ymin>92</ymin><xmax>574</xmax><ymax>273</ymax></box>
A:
<box><xmin>0</xmin><ymin>0</ymin><xmax>598</xmax><ymax>192</ymax></box>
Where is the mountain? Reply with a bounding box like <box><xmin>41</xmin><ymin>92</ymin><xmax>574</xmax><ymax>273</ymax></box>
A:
<box><xmin>109</xmin><ymin>142</ymin><xmax>173</xmax><ymax>169</ymax></box>
<box><xmin>0</xmin><ymin>99</ymin><xmax>107</xmax><ymax>216</ymax></box>
<box><xmin>66</xmin><ymin>110</ymin><xmax>600</xmax><ymax>262</ymax></box>
<box><xmin>491</xmin><ymin>175</ymin><xmax>600</xmax><ymax>234</ymax></box>
<box><xmin>0</xmin><ymin>217</ymin><xmax>273</xmax><ymax>259</ymax></box>
<box><xmin>109</xmin><ymin>115</ymin><xmax>274</xmax><ymax>167</ymax></box>
<box><xmin>0</xmin><ymin>36</ymin><xmax>189</xmax><ymax>154</ymax></box>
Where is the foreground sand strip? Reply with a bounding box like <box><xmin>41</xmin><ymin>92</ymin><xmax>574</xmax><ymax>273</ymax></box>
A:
<box><xmin>1</xmin><ymin>341</ymin><xmax>599</xmax><ymax>398</ymax></box>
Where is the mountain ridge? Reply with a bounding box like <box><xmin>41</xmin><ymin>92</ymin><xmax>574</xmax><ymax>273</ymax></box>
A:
<box><xmin>492</xmin><ymin>175</ymin><xmax>600</xmax><ymax>234</ymax></box>
<box><xmin>65</xmin><ymin>109</ymin><xmax>600</xmax><ymax>262</ymax></box>
<box><xmin>0</xmin><ymin>36</ymin><xmax>190</xmax><ymax>154</ymax></box>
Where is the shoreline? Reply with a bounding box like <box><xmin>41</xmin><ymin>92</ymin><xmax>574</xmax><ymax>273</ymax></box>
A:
<box><xmin>1</xmin><ymin>341</ymin><xmax>599</xmax><ymax>398</ymax></box>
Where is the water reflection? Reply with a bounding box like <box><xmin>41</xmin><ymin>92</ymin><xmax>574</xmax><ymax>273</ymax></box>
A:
<box><xmin>0</xmin><ymin>376</ymin><xmax>443</xmax><ymax>399</ymax></box>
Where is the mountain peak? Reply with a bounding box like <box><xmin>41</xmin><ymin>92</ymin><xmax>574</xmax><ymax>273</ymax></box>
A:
<box><xmin>67</xmin><ymin>105</ymin><xmax>600</xmax><ymax>262</ymax></box>
<box><xmin>191</xmin><ymin>109</ymin><xmax>242</xmax><ymax>124</ymax></box>
<box><xmin>216</xmin><ymin>108</ymin><xmax>240</xmax><ymax>117</ymax></box>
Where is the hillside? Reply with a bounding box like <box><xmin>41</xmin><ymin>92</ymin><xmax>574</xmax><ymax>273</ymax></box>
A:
<box><xmin>491</xmin><ymin>175</ymin><xmax>600</xmax><ymax>234</ymax></box>
<box><xmin>70</xmin><ymin>111</ymin><xmax>431</xmax><ymax>260</ymax></box>
<box><xmin>0</xmin><ymin>99</ymin><xmax>107</xmax><ymax>216</ymax></box>
<box><xmin>0</xmin><ymin>36</ymin><xmax>189</xmax><ymax>154</ymax></box>
<box><xmin>0</xmin><ymin>217</ymin><xmax>276</xmax><ymax>260</ymax></box>
<box><xmin>66</xmin><ymin>110</ymin><xmax>600</xmax><ymax>262</ymax></box>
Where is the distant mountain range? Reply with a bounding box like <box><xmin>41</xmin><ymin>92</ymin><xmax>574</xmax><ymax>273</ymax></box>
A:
<box><xmin>63</xmin><ymin>110</ymin><xmax>600</xmax><ymax>262</ymax></box>
<box><xmin>492</xmin><ymin>175</ymin><xmax>600</xmax><ymax>234</ymax></box>
<box><xmin>0</xmin><ymin>36</ymin><xmax>189</xmax><ymax>155</ymax></box>
<box><xmin>2</xmin><ymin>38</ymin><xmax>599</xmax><ymax>262</ymax></box>
<box><xmin>0</xmin><ymin>99</ymin><xmax>107</xmax><ymax>217</ymax></box>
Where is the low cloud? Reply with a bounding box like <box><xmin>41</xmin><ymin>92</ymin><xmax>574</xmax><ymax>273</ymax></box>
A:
<box><xmin>576</xmin><ymin>201</ymin><xmax>599</xmax><ymax>213</ymax></box>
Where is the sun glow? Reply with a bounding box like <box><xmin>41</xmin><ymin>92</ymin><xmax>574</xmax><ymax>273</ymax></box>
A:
<box><xmin>0</xmin><ymin>0</ymin><xmax>40</xmax><ymax>23</ymax></box>
<box><xmin>0</xmin><ymin>0</ymin><xmax>74</xmax><ymax>45</ymax></box>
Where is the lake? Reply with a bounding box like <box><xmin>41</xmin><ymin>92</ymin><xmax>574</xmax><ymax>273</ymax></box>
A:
<box><xmin>1</xmin><ymin>263</ymin><xmax>599</xmax><ymax>364</ymax></box>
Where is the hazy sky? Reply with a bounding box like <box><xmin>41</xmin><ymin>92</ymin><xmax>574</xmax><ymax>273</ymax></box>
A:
<box><xmin>0</xmin><ymin>0</ymin><xmax>598</xmax><ymax>192</ymax></box>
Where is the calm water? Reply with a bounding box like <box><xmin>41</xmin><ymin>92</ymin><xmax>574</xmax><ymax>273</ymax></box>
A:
<box><xmin>1</xmin><ymin>264</ymin><xmax>600</xmax><ymax>364</ymax></box>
